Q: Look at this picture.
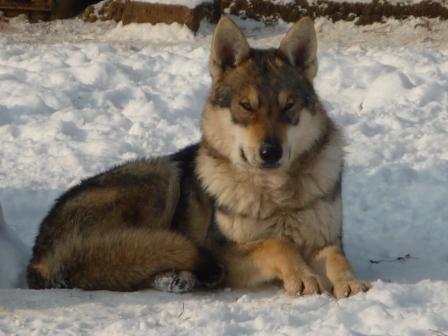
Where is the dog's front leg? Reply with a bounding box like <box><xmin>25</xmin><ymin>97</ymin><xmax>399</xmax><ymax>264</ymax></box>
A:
<box><xmin>310</xmin><ymin>245</ymin><xmax>370</xmax><ymax>299</ymax></box>
<box><xmin>222</xmin><ymin>239</ymin><xmax>324</xmax><ymax>296</ymax></box>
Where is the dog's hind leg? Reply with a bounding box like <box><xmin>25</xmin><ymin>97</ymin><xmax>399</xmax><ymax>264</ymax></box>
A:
<box><xmin>28</xmin><ymin>229</ymin><xmax>200</xmax><ymax>291</ymax></box>
<box><xmin>28</xmin><ymin>228</ymin><xmax>225</xmax><ymax>292</ymax></box>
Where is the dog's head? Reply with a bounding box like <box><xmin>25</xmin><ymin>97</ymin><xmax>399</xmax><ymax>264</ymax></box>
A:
<box><xmin>202</xmin><ymin>16</ymin><xmax>328</xmax><ymax>171</ymax></box>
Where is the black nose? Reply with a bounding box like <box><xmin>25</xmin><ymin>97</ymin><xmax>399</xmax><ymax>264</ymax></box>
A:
<box><xmin>259</xmin><ymin>142</ymin><xmax>283</xmax><ymax>165</ymax></box>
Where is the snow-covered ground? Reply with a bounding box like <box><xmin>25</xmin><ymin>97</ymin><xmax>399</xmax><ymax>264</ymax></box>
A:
<box><xmin>129</xmin><ymin>0</ymin><xmax>212</xmax><ymax>8</ymax></box>
<box><xmin>1</xmin><ymin>15</ymin><xmax>448</xmax><ymax>335</ymax></box>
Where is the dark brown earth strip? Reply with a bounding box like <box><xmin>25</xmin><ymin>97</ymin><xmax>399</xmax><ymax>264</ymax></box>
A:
<box><xmin>82</xmin><ymin>0</ymin><xmax>126</xmax><ymax>22</ymax></box>
<box><xmin>121</xmin><ymin>1</ymin><xmax>219</xmax><ymax>31</ymax></box>
<box><xmin>82</xmin><ymin>0</ymin><xmax>220</xmax><ymax>32</ymax></box>
<box><xmin>1</xmin><ymin>0</ymin><xmax>447</xmax><ymax>29</ymax></box>
<box><xmin>221</xmin><ymin>0</ymin><xmax>448</xmax><ymax>25</ymax></box>
<box><xmin>84</xmin><ymin>0</ymin><xmax>447</xmax><ymax>28</ymax></box>
<box><xmin>0</xmin><ymin>0</ymin><xmax>98</xmax><ymax>20</ymax></box>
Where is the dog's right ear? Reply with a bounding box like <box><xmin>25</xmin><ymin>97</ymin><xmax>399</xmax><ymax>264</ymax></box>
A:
<box><xmin>279</xmin><ymin>17</ymin><xmax>318</xmax><ymax>81</ymax></box>
<box><xmin>209</xmin><ymin>16</ymin><xmax>250</xmax><ymax>80</ymax></box>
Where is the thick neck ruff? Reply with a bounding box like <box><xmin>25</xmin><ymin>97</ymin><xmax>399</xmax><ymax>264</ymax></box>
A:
<box><xmin>196</xmin><ymin>116</ymin><xmax>343</xmax><ymax>221</ymax></box>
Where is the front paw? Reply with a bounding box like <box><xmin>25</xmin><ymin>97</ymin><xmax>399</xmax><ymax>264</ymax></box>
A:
<box><xmin>284</xmin><ymin>274</ymin><xmax>324</xmax><ymax>296</ymax></box>
<box><xmin>333</xmin><ymin>278</ymin><xmax>370</xmax><ymax>299</ymax></box>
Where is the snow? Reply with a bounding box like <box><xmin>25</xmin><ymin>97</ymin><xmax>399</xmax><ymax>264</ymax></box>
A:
<box><xmin>128</xmin><ymin>0</ymin><xmax>212</xmax><ymax>9</ymax></box>
<box><xmin>254</xmin><ymin>0</ymin><xmax>448</xmax><ymax>6</ymax></box>
<box><xmin>1</xmin><ymin>15</ymin><xmax>448</xmax><ymax>335</ymax></box>
<box><xmin>1</xmin><ymin>282</ymin><xmax>447</xmax><ymax>335</ymax></box>
<box><xmin>0</xmin><ymin>203</ymin><xmax>28</xmax><ymax>288</ymax></box>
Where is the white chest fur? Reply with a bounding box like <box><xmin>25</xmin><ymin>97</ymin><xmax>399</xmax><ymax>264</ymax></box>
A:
<box><xmin>213</xmin><ymin>174</ymin><xmax>343</xmax><ymax>254</ymax></box>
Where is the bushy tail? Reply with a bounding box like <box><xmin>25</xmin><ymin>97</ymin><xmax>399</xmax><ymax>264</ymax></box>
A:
<box><xmin>27</xmin><ymin>228</ymin><xmax>210</xmax><ymax>291</ymax></box>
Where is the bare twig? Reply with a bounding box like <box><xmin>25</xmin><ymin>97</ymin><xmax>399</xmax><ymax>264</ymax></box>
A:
<box><xmin>369</xmin><ymin>253</ymin><xmax>415</xmax><ymax>264</ymax></box>
<box><xmin>178</xmin><ymin>302</ymin><xmax>185</xmax><ymax>319</ymax></box>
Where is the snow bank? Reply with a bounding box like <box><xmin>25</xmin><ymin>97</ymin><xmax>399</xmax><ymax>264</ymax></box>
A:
<box><xmin>0</xmin><ymin>41</ymin><xmax>207</xmax><ymax>189</ymax></box>
<box><xmin>129</xmin><ymin>0</ymin><xmax>212</xmax><ymax>8</ymax></box>
<box><xmin>0</xmin><ymin>202</ymin><xmax>28</xmax><ymax>288</ymax></box>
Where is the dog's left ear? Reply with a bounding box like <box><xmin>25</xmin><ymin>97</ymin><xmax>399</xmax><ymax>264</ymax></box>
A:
<box><xmin>279</xmin><ymin>17</ymin><xmax>318</xmax><ymax>81</ymax></box>
<box><xmin>209</xmin><ymin>16</ymin><xmax>251</xmax><ymax>81</ymax></box>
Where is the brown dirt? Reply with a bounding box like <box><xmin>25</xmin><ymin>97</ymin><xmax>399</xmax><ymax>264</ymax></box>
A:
<box><xmin>221</xmin><ymin>0</ymin><xmax>448</xmax><ymax>25</ymax></box>
<box><xmin>0</xmin><ymin>0</ymin><xmax>101</xmax><ymax>21</ymax></box>
<box><xmin>2</xmin><ymin>0</ymin><xmax>446</xmax><ymax>27</ymax></box>
<box><xmin>82</xmin><ymin>0</ymin><xmax>126</xmax><ymax>23</ymax></box>
<box><xmin>84</xmin><ymin>0</ymin><xmax>448</xmax><ymax>28</ymax></box>
<box><xmin>82</xmin><ymin>0</ymin><xmax>220</xmax><ymax>32</ymax></box>
<box><xmin>122</xmin><ymin>1</ymin><xmax>218</xmax><ymax>31</ymax></box>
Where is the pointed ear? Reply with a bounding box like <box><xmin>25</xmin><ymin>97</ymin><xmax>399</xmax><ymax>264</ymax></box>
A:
<box><xmin>209</xmin><ymin>16</ymin><xmax>251</xmax><ymax>80</ymax></box>
<box><xmin>279</xmin><ymin>17</ymin><xmax>318</xmax><ymax>81</ymax></box>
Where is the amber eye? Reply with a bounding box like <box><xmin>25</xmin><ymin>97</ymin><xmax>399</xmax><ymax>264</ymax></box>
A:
<box><xmin>283</xmin><ymin>100</ymin><xmax>295</xmax><ymax>112</ymax></box>
<box><xmin>240</xmin><ymin>101</ymin><xmax>254</xmax><ymax>112</ymax></box>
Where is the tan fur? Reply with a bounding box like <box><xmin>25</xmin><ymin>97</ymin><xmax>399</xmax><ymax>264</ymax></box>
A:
<box><xmin>310</xmin><ymin>246</ymin><xmax>370</xmax><ymax>298</ymax></box>
<box><xmin>246</xmin><ymin>110</ymin><xmax>289</xmax><ymax>154</ymax></box>
<box><xmin>247</xmin><ymin>113</ymin><xmax>269</xmax><ymax>148</ymax></box>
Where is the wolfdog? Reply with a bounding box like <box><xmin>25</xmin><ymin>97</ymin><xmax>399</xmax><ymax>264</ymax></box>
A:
<box><xmin>27</xmin><ymin>16</ymin><xmax>369</xmax><ymax>298</ymax></box>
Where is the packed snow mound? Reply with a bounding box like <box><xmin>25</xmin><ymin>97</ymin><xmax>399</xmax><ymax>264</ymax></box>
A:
<box><xmin>0</xmin><ymin>202</ymin><xmax>29</xmax><ymax>288</ymax></box>
<box><xmin>129</xmin><ymin>0</ymin><xmax>212</xmax><ymax>8</ymax></box>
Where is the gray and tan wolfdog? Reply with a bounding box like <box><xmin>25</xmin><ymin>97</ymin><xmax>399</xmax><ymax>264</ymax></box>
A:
<box><xmin>27</xmin><ymin>16</ymin><xmax>369</xmax><ymax>298</ymax></box>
